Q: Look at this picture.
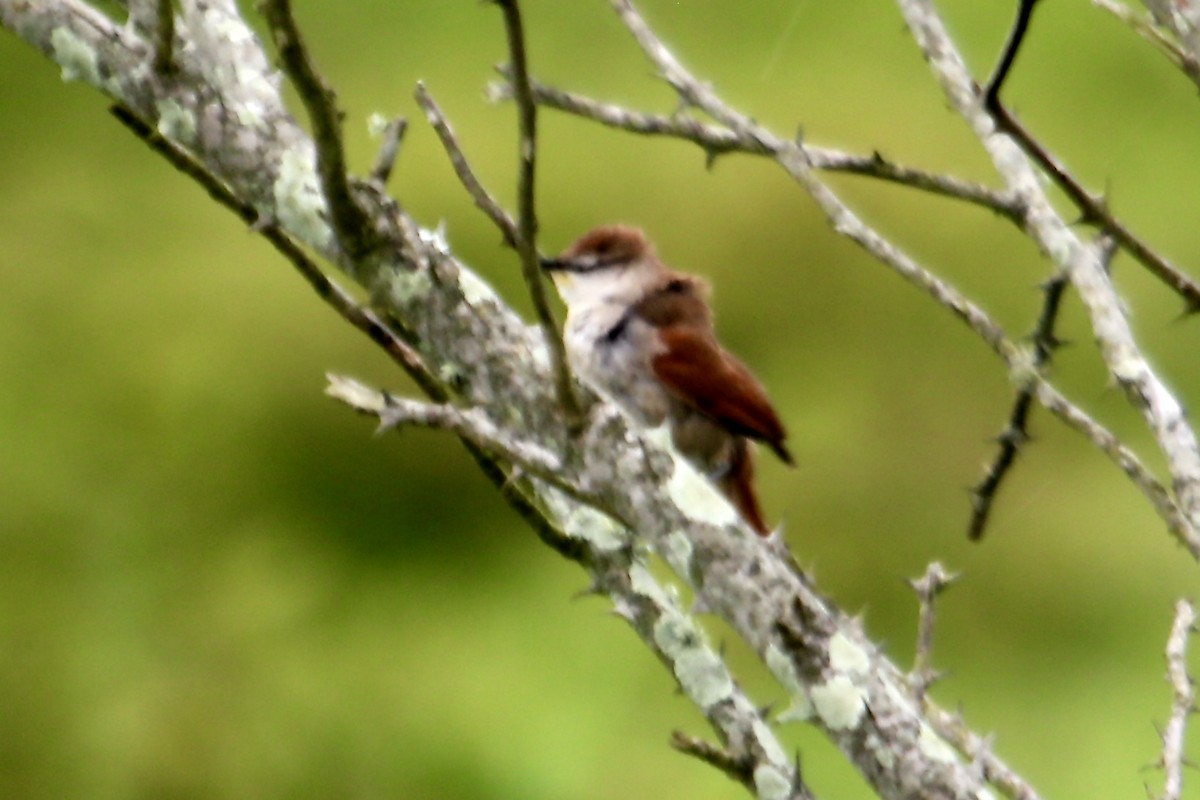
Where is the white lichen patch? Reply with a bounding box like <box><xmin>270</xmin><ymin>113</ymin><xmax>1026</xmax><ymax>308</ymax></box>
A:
<box><xmin>384</xmin><ymin>267</ymin><xmax>433</xmax><ymax>305</ymax></box>
<box><xmin>752</xmin><ymin>764</ymin><xmax>792</xmax><ymax>800</ymax></box>
<box><xmin>917</xmin><ymin>723</ymin><xmax>959</xmax><ymax>765</ymax></box>
<box><xmin>751</xmin><ymin>718</ymin><xmax>789</xmax><ymax>766</ymax></box>
<box><xmin>828</xmin><ymin>630</ymin><xmax>871</xmax><ymax>676</ymax></box>
<box><xmin>765</xmin><ymin>644</ymin><xmax>802</xmax><ymax>692</ymax></box>
<box><xmin>765</xmin><ymin>644</ymin><xmax>812</xmax><ymax>723</ymax></box>
<box><xmin>458</xmin><ymin>268</ymin><xmax>499</xmax><ymax>307</ymax></box>
<box><xmin>810</xmin><ymin>675</ymin><xmax>866</xmax><ymax>731</ymax></box>
<box><xmin>367</xmin><ymin>112</ymin><xmax>390</xmax><ymax>139</ymax></box>
<box><xmin>666</xmin><ymin>457</ymin><xmax>739</xmax><ymax>528</ymax></box>
<box><xmin>155</xmin><ymin>99</ymin><xmax>197</xmax><ymax>145</ymax></box>
<box><xmin>653</xmin><ymin>613</ymin><xmax>733</xmax><ymax>708</ymax></box>
<box><xmin>864</xmin><ymin>731</ymin><xmax>896</xmax><ymax>772</ymax></box>
<box><xmin>563</xmin><ymin>506</ymin><xmax>627</xmax><ymax>552</ymax></box>
<box><xmin>51</xmin><ymin>28</ymin><xmax>100</xmax><ymax>86</ymax></box>
<box><xmin>629</xmin><ymin>563</ymin><xmax>672</xmax><ymax>609</ymax></box>
<box><xmin>662</xmin><ymin>530</ymin><xmax>693</xmax><ymax>576</ymax></box>
<box><xmin>273</xmin><ymin>148</ymin><xmax>332</xmax><ymax>250</ymax></box>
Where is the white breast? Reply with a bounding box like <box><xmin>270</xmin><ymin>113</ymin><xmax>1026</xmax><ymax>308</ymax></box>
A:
<box><xmin>564</xmin><ymin>303</ymin><xmax>672</xmax><ymax>427</ymax></box>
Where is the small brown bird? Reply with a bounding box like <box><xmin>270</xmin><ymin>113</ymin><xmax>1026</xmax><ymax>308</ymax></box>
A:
<box><xmin>541</xmin><ymin>225</ymin><xmax>793</xmax><ymax>534</ymax></box>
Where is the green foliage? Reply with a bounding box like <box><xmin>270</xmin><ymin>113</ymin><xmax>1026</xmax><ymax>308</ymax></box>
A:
<box><xmin>1</xmin><ymin>1</ymin><xmax>1198</xmax><ymax>797</ymax></box>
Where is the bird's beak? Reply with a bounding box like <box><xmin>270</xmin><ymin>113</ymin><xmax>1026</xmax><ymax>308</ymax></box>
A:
<box><xmin>540</xmin><ymin>256</ymin><xmax>565</xmax><ymax>273</ymax></box>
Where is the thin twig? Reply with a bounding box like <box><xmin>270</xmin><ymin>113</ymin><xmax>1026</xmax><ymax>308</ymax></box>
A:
<box><xmin>153</xmin><ymin>0</ymin><xmax>174</xmax><ymax>74</ymax></box>
<box><xmin>1159</xmin><ymin>599</ymin><xmax>1197</xmax><ymax>800</ymax></box>
<box><xmin>983</xmin><ymin>0</ymin><xmax>1200</xmax><ymax>313</ymax></box>
<box><xmin>415</xmin><ymin>82</ymin><xmax>519</xmax><ymax>247</ymax></box>
<box><xmin>326</xmin><ymin>374</ymin><xmax>596</xmax><ymax>505</ymax></box>
<box><xmin>492</xmin><ymin>0</ymin><xmax>581</xmax><ymax>426</ymax></box>
<box><xmin>505</xmin><ymin>76</ymin><xmax>1023</xmax><ymax>221</ymax></box>
<box><xmin>907</xmin><ymin>561</ymin><xmax>959</xmax><ymax>704</ymax></box>
<box><xmin>925</xmin><ymin>705</ymin><xmax>1040</xmax><ymax>800</ymax></box>
<box><xmin>259</xmin><ymin>0</ymin><xmax>376</xmax><ymax>259</ymax></box>
<box><xmin>669</xmin><ymin>731</ymin><xmax>755</xmax><ymax>791</ymax></box>
<box><xmin>368</xmin><ymin>115</ymin><xmax>407</xmax><ymax>188</ymax></box>
<box><xmin>969</xmin><ymin>237</ymin><xmax>1113</xmax><ymax>541</ymax></box>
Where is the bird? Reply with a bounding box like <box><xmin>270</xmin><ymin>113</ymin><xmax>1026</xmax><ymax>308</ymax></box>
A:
<box><xmin>541</xmin><ymin>224</ymin><xmax>793</xmax><ymax>534</ymax></box>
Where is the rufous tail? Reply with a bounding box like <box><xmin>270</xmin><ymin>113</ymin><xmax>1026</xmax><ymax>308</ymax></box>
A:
<box><xmin>717</xmin><ymin>439</ymin><xmax>770</xmax><ymax>535</ymax></box>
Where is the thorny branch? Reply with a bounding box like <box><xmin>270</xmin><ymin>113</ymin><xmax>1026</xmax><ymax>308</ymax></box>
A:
<box><xmin>1158</xmin><ymin>599</ymin><xmax>1197</xmax><ymax>800</ymax></box>
<box><xmin>507</xmin><ymin>1</ymin><xmax>1198</xmax><ymax>558</ymax></box>
<box><xmin>4</xmin><ymin>1</ymin><xmax>1199</xmax><ymax>799</ymax></box>
<box><xmin>969</xmin><ymin>235</ymin><xmax>1115</xmax><ymax>541</ymax></box>
<box><xmin>982</xmin><ymin>0</ymin><xmax>1200</xmax><ymax>313</ymax></box>
<box><xmin>500</xmin><ymin>76</ymin><xmax>1024</xmax><ymax>222</ymax></box>
<box><xmin>899</xmin><ymin>0</ymin><xmax>1200</xmax><ymax>558</ymax></box>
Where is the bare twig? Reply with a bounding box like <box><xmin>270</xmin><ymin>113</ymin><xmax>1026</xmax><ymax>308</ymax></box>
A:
<box><xmin>969</xmin><ymin>236</ymin><xmax>1115</xmax><ymax>541</ymax></box>
<box><xmin>368</xmin><ymin>115</ymin><xmax>407</xmax><ymax>188</ymax></box>
<box><xmin>153</xmin><ymin>0</ymin><xmax>174</xmax><ymax>74</ymax></box>
<box><xmin>415</xmin><ymin>82</ymin><xmax>519</xmax><ymax>247</ymax></box>
<box><xmin>259</xmin><ymin>0</ymin><xmax>376</xmax><ymax>259</ymax></box>
<box><xmin>907</xmin><ymin>561</ymin><xmax>959</xmax><ymax>704</ymax></box>
<box><xmin>926</xmin><ymin>706</ymin><xmax>1041</xmax><ymax>800</ymax></box>
<box><xmin>1159</xmin><ymin>599</ymin><xmax>1197</xmax><ymax>800</ymax></box>
<box><xmin>492</xmin><ymin>0</ymin><xmax>581</xmax><ymax>426</ymax></box>
<box><xmin>507</xmin><ymin>76</ymin><xmax>1023</xmax><ymax>221</ymax></box>
<box><xmin>326</xmin><ymin>374</ymin><xmax>590</xmax><ymax>500</ymax></box>
<box><xmin>982</xmin><ymin>0</ymin><xmax>1200</xmax><ymax>313</ymax></box>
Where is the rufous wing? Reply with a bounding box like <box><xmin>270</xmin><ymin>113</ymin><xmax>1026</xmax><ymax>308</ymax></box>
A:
<box><xmin>652</xmin><ymin>326</ymin><xmax>794</xmax><ymax>465</ymax></box>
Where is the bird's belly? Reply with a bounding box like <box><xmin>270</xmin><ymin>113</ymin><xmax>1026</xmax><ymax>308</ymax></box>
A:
<box><xmin>565</xmin><ymin>316</ymin><xmax>671</xmax><ymax>426</ymax></box>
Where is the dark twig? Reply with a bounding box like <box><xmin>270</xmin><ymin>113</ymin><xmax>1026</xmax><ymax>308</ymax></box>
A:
<box><xmin>368</xmin><ymin>115</ymin><xmax>407</xmax><ymax>188</ymax></box>
<box><xmin>259</xmin><ymin>0</ymin><xmax>376</xmax><ymax>259</ymax></box>
<box><xmin>969</xmin><ymin>237</ymin><xmax>1115</xmax><ymax>541</ymax></box>
<box><xmin>1159</xmin><ymin>599</ymin><xmax>1197</xmax><ymax>800</ymax></box>
<box><xmin>415</xmin><ymin>82</ymin><xmax>519</xmax><ymax>247</ymax></box>
<box><xmin>669</xmin><ymin>731</ymin><xmax>755</xmax><ymax>791</ymax></box>
<box><xmin>153</xmin><ymin>0</ymin><xmax>174</xmax><ymax>74</ymax></box>
<box><xmin>983</xmin><ymin>0</ymin><xmax>1041</xmax><ymax>107</ymax></box>
<box><xmin>492</xmin><ymin>0</ymin><xmax>582</xmax><ymax>427</ymax></box>
<box><xmin>983</xmin><ymin>0</ymin><xmax>1200</xmax><ymax>313</ymax></box>
<box><xmin>907</xmin><ymin>561</ymin><xmax>959</xmax><ymax>705</ymax></box>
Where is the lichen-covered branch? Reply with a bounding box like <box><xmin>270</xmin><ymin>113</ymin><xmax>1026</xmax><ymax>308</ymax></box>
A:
<box><xmin>1159</xmin><ymin>599</ymin><xmax>1197</xmax><ymax>800</ymax></box>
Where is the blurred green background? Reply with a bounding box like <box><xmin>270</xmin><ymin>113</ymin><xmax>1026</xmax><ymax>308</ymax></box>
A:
<box><xmin>2</xmin><ymin>1</ymin><xmax>1199</xmax><ymax>797</ymax></box>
